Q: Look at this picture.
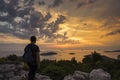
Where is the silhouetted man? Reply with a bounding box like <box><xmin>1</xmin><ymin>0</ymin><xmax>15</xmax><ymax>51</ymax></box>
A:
<box><xmin>24</xmin><ymin>36</ymin><xmax>40</xmax><ymax>80</ymax></box>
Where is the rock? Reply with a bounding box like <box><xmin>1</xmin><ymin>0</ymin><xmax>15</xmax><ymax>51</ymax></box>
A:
<box><xmin>9</xmin><ymin>76</ymin><xmax>23</xmax><ymax>80</ymax></box>
<box><xmin>0</xmin><ymin>63</ymin><xmax>111</xmax><ymax>80</ymax></box>
<box><xmin>64</xmin><ymin>71</ymin><xmax>89</xmax><ymax>80</ymax></box>
<box><xmin>0</xmin><ymin>74</ymin><xmax>4</xmax><ymax>78</ymax></box>
<box><xmin>64</xmin><ymin>75</ymin><xmax>74</xmax><ymax>80</ymax></box>
<box><xmin>64</xmin><ymin>69</ymin><xmax>111</xmax><ymax>80</ymax></box>
<box><xmin>4</xmin><ymin>71</ymin><xmax>14</xmax><ymax>78</ymax></box>
<box><xmin>16</xmin><ymin>63</ymin><xmax>24</xmax><ymax>70</ymax></box>
<box><xmin>18</xmin><ymin>70</ymin><xmax>28</xmax><ymax>79</ymax></box>
<box><xmin>0</xmin><ymin>63</ymin><xmax>52</xmax><ymax>80</ymax></box>
<box><xmin>36</xmin><ymin>73</ymin><xmax>52</xmax><ymax>80</ymax></box>
<box><xmin>0</xmin><ymin>64</ymin><xmax>15</xmax><ymax>72</ymax></box>
<box><xmin>73</xmin><ymin>71</ymin><xmax>89</xmax><ymax>80</ymax></box>
<box><xmin>90</xmin><ymin>69</ymin><xmax>111</xmax><ymax>80</ymax></box>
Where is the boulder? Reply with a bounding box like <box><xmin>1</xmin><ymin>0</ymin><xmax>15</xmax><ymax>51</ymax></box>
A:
<box><xmin>64</xmin><ymin>71</ymin><xmax>89</xmax><ymax>80</ymax></box>
<box><xmin>73</xmin><ymin>71</ymin><xmax>89</xmax><ymax>80</ymax></box>
<box><xmin>0</xmin><ymin>64</ymin><xmax>16</xmax><ymax>72</ymax></box>
<box><xmin>64</xmin><ymin>75</ymin><xmax>75</xmax><ymax>80</ymax></box>
<box><xmin>35</xmin><ymin>73</ymin><xmax>52</xmax><ymax>80</ymax></box>
<box><xmin>64</xmin><ymin>69</ymin><xmax>111</xmax><ymax>80</ymax></box>
<box><xmin>90</xmin><ymin>69</ymin><xmax>111</xmax><ymax>80</ymax></box>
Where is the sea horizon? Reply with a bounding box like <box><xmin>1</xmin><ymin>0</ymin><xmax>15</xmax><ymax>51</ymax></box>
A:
<box><xmin>0</xmin><ymin>45</ymin><xmax>120</xmax><ymax>62</ymax></box>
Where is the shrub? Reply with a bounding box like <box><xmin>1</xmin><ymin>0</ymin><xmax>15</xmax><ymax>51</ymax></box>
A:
<box><xmin>41</xmin><ymin>64</ymin><xmax>65</xmax><ymax>80</ymax></box>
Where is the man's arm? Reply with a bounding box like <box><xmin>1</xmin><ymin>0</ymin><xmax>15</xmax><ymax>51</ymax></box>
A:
<box><xmin>36</xmin><ymin>52</ymin><xmax>40</xmax><ymax>68</ymax></box>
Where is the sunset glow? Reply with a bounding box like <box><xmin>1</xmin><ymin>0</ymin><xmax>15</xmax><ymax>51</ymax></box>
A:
<box><xmin>0</xmin><ymin>0</ymin><xmax>120</xmax><ymax>50</ymax></box>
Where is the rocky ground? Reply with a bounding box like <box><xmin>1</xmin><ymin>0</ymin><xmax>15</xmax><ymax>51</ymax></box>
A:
<box><xmin>64</xmin><ymin>69</ymin><xmax>111</xmax><ymax>80</ymax></box>
<box><xmin>0</xmin><ymin>62</ymin><xmax>111</xmax><ymax>80</ymax></box>
<box><xmin>0</xmin><ymin>62</ymin><xmax>52</xmax><ymax>80</ymax></box>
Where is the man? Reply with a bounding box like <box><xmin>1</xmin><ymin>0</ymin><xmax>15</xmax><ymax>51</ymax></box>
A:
<box><xmin>24</xmin><ymin>36</ymin><xmax>40</xmax><ymax>80</ymax></box>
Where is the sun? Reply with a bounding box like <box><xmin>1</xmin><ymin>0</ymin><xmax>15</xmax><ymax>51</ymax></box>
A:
<box><xmin>51</xmin><ymin>44</ymin><xmax>72</xmax><ymax>49</ymax></box>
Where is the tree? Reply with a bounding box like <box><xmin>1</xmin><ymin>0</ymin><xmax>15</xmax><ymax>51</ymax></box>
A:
<box><xmin>7</xmin><ymin>54</ymin><xmax>18</xmax><ymax>61</ymax></box>
<box><xmin>91</xmin><ymin>51</ymin><xmax>103</xmax><ymax>63</ymax></box>
<box><xmin>117</xmin><ymin>55</ymin><xmax>120</xmax><ymax>60</ymax></box>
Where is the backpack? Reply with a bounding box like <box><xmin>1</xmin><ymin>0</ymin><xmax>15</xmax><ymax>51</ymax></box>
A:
<box><xmin>22</xmin><ymin>45</ymin><xmax>34</xmax><ymax>63</ymax></box>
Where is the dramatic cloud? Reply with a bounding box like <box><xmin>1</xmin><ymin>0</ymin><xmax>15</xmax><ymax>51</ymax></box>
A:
<box><xmin>1</xmin><ymin>0</ymin><xmax>120</xmax><ymax>48</ymax></box>
<box><xmin>77</xmin><ymin>0</ymin><xmax>97</xmax><ymax>8</ymax></box>
<box><xmin>51</xmin><ymin>0</ymin><xmax>63</xmax><ymax>7</ymax></box>
<box><xmin>38</xmin><ymin>1</ymin><xmax>45</xmax><ymax>5</ymax></box>
<box><xmin>104</xmin><ymin>30</ymin><xmax>120</xmax><ymax>37</ymax></box>
<box><xmin>57</xmin><ymin>39</ymin><xmax>80</xmax><ymax>44</ymax></box>
<box><xmin>77</xmin><ymin>2</ymin><xmax>85</xmax><ymax>8</ymax></box>
<box><xmin>0</xmin><ymin>0</ymin><xmax>67</xmax><ymax>42</ymax></box>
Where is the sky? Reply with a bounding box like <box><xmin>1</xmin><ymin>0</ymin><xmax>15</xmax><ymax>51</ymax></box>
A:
<box><xmin>0</xmin><ymin>0</ymin><xmax>120</xmax><ymax>50</ymax></box>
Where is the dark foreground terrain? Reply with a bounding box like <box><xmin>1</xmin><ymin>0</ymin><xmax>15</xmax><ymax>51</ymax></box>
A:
<box><xmin>0</xmin><ymin>51</ymin><xmax>120</xmax><ymax>80</ymax></box>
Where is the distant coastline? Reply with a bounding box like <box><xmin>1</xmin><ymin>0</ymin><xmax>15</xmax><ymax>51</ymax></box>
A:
<box><xmin>104</xmin><ymin>50</ymin><xmax>120</xmax><ymax>52</ymax></box>
<box><xmin>40</xmin><ymin>52</ymin><xmax>57</xmax><ymax>56</ymax></box>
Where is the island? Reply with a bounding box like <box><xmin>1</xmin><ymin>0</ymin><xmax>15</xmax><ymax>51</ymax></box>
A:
<box><xmin>69</xmin><ymin>53</ymin><xmax>75</xmax><ymax>55</ymax></box>
<box><xmin>40</xmin><ymin>52</ymin><xmax>57</xmax><ymax>56</ymax></box>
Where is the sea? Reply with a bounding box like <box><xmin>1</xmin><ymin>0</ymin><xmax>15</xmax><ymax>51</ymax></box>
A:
<box><xmin>0</xmin><ymin>44</ymin><xmax>120</xmax><ymax>62</ymax></box>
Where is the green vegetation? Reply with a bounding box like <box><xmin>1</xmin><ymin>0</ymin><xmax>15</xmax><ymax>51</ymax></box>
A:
<box><xmin>0</xmin><ymin>52</ymin><xmax>120</xmax><ymax>80</ymax></box>
<box><xmin>0</xmin><ymin>54</ymin><xmax>23</xmax><ymax>62</ymax></box>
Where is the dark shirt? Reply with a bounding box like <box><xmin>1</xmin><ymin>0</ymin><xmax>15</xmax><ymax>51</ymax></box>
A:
<box><xmin>24</xmin><ymin>43</ymin><xmax>40</xmax><ymax>64</ymax></box>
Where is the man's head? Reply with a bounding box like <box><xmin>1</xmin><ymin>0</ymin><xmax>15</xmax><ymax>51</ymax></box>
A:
<box><xmin>30</xmin><ymin>36</ymin><xmax>36</xmax><ymax>43</ymax></box>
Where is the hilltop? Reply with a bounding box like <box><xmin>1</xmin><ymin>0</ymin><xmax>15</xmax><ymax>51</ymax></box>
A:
<box><xmin>0</xmin><ymin>51</ymin><xmax>120</xmax><ymax>80</ymax></box>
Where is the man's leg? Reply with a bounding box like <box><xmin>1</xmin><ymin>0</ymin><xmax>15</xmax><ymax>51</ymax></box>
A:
<box><xmin>28</xmin><ymin>63</ymin><xmax>37</xmax><ymax>80</ymax></box>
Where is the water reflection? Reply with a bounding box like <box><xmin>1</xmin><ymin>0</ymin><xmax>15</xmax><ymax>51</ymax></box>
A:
<box><xmin>0</xmin><ymin>50</ymin><xmax>120</xmax><ymax>62</ymax></box>
<box><xmin>40</xmin><ymin>50</ymin><xmax>120</xmax><ymax>62</ymax></box>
